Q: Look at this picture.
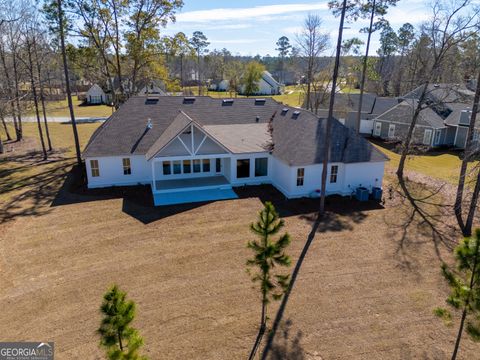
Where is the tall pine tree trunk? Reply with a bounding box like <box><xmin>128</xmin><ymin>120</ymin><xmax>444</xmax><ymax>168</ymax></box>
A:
<box><xmin>355</xmin><ymin>0</ymin><xmax>376</xmax><ymax>134</ymax></box>
<box><xmin>57</xmin><ymin>0</ymin><xmax>82</xmax><ymax>166</ymax></box>
<box><xmin>11</xmin><ymin>43</ymin><xmax>22</xmax><ymax>141</ymax></box>
<box><xmin>0</xmin><ymin>41</ymin><xmax>18</xmax><ymax>142</ymax></box>
<box><xmin>33</xmin><ymin>36</ymin><xmax>52</xmax><ymax>152</ymax></box>
<box><xmin>1</xmin><ymin>112</ymin><xmax>10</xmax><ymax>140</ymax></box>
<box><xmin>320</xmin><ymin>0</ymin><xmax>347</xmax><ymax>215</ymax></box>
<box><xmin>26</xmin><ymin>35</ymin><xmax>47</xmax><ymax>161</ymax></box>
<box><xmin>455</xmin><ymin>69</ymin><xmax>480</xmax><ymax>236</ymax></box>
<box><xmin>197</xmin><ymin>52</ymin><xmax>202</xmax><ymax>95</ymax></box>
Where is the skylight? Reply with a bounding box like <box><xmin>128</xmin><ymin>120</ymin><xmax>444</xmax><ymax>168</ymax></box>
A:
<box><xmin>183</xmin><ymin>97</ymin><xmax>196</xmax><ymax>104</ymax></box>
<box><xmin>145</xmin><ymin>98</ymin><xmax>159</xmax><ymax>105</ymax></box>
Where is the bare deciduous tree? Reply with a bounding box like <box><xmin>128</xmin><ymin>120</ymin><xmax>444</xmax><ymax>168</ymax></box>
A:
<box><xmin>296</xmin><ymin>14</ymin><xmax>329</xmax><ymax>111</ymax></box>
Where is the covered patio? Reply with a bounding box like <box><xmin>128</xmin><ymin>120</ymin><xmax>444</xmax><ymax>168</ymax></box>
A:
<box><xmin>154</xmin><ymin>175</ymin><xmax>230</xmax><ymax>192</ymax></box>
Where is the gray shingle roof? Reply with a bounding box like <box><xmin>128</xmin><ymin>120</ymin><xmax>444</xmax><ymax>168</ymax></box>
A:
<box><xmin>145</xmin><ymin>111</ymin><xmax>193</xmax><ymax>159</ymax></box>
<box><xmin>374</xmin><ymin>99</ymin><xmax>445</xmax><ymax>129</ymax></box>
<box><xmin>83</xmin><ymin>96</ymin><xmax>388</xmax><ymax>165</ymax></box>
<box><xmin>403</xmin><ymin>83</ymin><xmax>474</xmax><ymax>105</ymax></box>
<box><xmin>203</xmin><ymin>123</ymin><xmax>271</xmax><ymax>154</ymax></box>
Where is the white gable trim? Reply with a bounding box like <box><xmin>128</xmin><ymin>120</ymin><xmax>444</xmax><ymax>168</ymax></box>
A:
<box><xmin>153</xmin><ymin>114</ymin><xmax>231</xmax><ymax>158</ymax></box>
<box><xmin>176</xmin><ymin>130</ymin><xmax>194</xmax><ymax>156</ymax></box>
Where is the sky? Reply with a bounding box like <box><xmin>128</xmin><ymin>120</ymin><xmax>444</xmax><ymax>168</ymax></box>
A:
<box><xmin>161</xmin><ymin>0</ymin><xmax>434</xmax><ymax>57</ymax></box>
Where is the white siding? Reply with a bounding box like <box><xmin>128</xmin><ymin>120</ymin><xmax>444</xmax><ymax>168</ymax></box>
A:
<box><xmin>86</xmin><ymin>84</ymin><xmax>107</xmax><ymax>104</ymax></box>
<box><xmin>85</xmin><ymin>154</ymin><xmax>386</xmax><ymax>199</ymax></box>
<box><xmin>271</xmin><ymin>157</ymin><xmax>293</xmax><ymax>196</ymax></box>
<box><xmin>271</xmin><ymin>158</ymin><xmax>385</xmax><ymax>198</ymax></box>
<box><xmin>85</xmin><ymin>155</ymin><xmax>151</xmax><ymax>188</ymax></box>
<box><xmin>343</xmin><ymin>161</ymin><xmax>385</xmax><ymax>193</ymax></box>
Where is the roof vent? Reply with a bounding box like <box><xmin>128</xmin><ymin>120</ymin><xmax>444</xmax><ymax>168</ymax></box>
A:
<box><xmin>183</xmin><ymin>96</ymin><xmax>196</xmax><ymax>104</ymax></box>
<box><xmin>255</xmin><ymin>98</ymin><xmax>266</xmax><ymax>105</ymax></box>
<box><xmin>147</xmin><ymin>118</ymin><xmax>153</xmax><ymax>129</ymax></box>
<box><xmin>281</xmin><ymin>108</ymin><xmax>289</xmax><ymax>115</ymax></box>
<box><xmin>255</xmin><ymin>116</ymin><xmax>260</xmax><ymax>123</ymax></box>
<box><xmin>222</xmin><ymin>99</ymin><xmax>234</xmax><ymax>106</ymax></box>
<box><xmin>292</xmin><ymin>110</ymin><xmax>300</xmax><ymax>119</ymax></box>
<box><xmin>145</xmin><ymin>97</ymin><xmax>159</xmax><ymax>105</ymax></box>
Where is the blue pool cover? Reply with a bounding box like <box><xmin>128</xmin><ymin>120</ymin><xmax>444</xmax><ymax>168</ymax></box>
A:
<box><xmin>153</xmin><ymin>188</ymin><xmax>238</xmax><ymax>206</ymax></box>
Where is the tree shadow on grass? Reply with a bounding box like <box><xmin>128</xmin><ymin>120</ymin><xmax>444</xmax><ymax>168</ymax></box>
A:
<box><xmin>51</xmin><ymin>170</ymin><xmax>384</xmax><ymax>225</ymax></box>
<box><xmin>261</xmin><ymin>197</ymin><xmax>383</xmax><ymax>359</ymax></box>
<box><xmin>384</xmin><ymin>178</ymin><xmax>457</xmax><ymax>273</ymax></box>
<box><xmin>0</xmin><ymin>157</ymin><xmax>73</xmax><ymax>224</ymax></box>
<box><xmin>266</xmin><ymin>319</ymin><xmax>306</xmax><ymax>360</ymax></box>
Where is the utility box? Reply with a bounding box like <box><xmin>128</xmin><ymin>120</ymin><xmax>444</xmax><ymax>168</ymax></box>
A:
<box><xmin>371</xmin><ymin>187</ymin><xmax>383</xmax><ymax>201</ymax></box>
<box><xmin>355</xmin><ymin>187</ymin><xmax>369</xmax><ymax>202</ymax></box>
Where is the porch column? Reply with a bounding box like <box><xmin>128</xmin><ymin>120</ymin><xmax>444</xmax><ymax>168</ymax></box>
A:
<box><xmin>151</xmin><ymin>160</ymin><xmax>156</xmax><ymax>192</ymax></box>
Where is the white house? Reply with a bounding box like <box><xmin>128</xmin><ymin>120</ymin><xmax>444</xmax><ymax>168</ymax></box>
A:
<box><xmin>86</xmin><ymin>84</ymin><xmax>108</xmax><ymax>104</ymax></box>
<box><xmin>239</xmin><ymin>71</ymin><xmax>283</xmax><ymax>95</ymax></box>
<box><xmin>83</xmin><ymin>96</ymin><xmax>388</xmax><ymax>206</ymax></box>
<box><xmin>209</xmin><ymin>79</ymin><xmax>230</xmax><ymax>92</ymax></box>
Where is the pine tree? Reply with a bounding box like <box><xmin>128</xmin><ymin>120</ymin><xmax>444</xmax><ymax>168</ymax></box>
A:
<box><xmin>435</xmin><ymin>229</ymin><xmax>480</xmax><ymax>360</ymax></box>
<box><xmin>98</xmin><ymin>285</ymin><xmax>148</xmax><ymax>360</ymax></box>
<box><xmin>247</xmin><ymin>202</ymin><xmax>291</xmax><ymax>335</ymax></box>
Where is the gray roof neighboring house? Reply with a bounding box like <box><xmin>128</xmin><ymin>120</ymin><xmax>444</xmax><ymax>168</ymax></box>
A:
<box><xmin>403</xmin><ymin>83</ymin><xmax>475</xmax><ymax>104</ymax></box>
<box><xmin>303</xmin><ymin>93</ymin><xmax>400</xmax><ymax>118</ymax></box>
<box><xmin>83</xmin><ymin>96</ymin><xmax>388</xmax><ymax>166</ymax></box>
<box><xmin>374</xmin><ymin>99</ymin><xmax>446</xmax><ymax>129</ymax></box>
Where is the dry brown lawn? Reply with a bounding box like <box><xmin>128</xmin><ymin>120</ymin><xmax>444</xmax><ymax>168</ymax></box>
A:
<box><xmin>1</xmin><ymin>124</ymin><xmax>479</xmax><ymax>359</ymax></box>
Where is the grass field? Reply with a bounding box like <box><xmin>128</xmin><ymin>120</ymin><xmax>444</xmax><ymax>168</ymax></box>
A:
<box><xmin>24</xmin><ymin>97</ymin><xmax>113</xmax><ymax>118</ymax></box>
<box><xmin>372</xmin><ymin>142</ymin><xmax>473</xmax><ymax>185</ymax></box>
<box><xmin>1</xmin><ymin>123</ymin><xmax>479</xmax><ymax>359</ymax></box>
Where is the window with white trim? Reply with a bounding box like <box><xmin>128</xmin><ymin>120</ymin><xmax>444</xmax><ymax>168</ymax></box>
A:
<box><xmin>296</xmin><ymin>168</ymin><xmax>304</xmax><ymax>186</ymax></box>
<box><xmin>90</xmin><ymin>159</ymin><xmax>100</xmax><ymax>177</ymax></box>
<box><xmin>193</xmin><ymin>159</ymin><xmax>201</xmax><ymax>173</ymax></box>
<box><xmin>183</xmin><ymin>160</ymin><xmax>191</xmax><ymax>173</ymax></box>
<box><xmin>255</xmin><ymin>158</ymin><xmax>268</xmax><ymax>177</ymax></box>
<box><xmin>173</xmin><ymin>160</ymin><xmax>181</xmax><ymax>174</ymax></box>
<box><xmin>122</xmin><ymin>158</ymin><xmax>131</xmax><ymax>175</ymax></box>
<box><xmin>162</xmin><ymin>161</ymin><xmax>171</xmax><ymax>175</ymax></box>
<box><xmin>215</xmin><ymin>158</ymin><xmax>222</xmax><ymax>173</ymax></box>
<box><xmin>330</xmin><ymin>165</ymin><xmax>338</xmax><ymax>183</ymax></box>
<box><xmin>202</xmin><ymin>159</ymin><xmax>210</xmax><ymax>172</ymax></box>
<box><xmin>236</xmin><ymin>159</ymin><xmax>250</xmax><ymax>178</ymax></box>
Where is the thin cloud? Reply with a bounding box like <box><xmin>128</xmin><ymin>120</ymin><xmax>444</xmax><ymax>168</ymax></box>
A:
<box><xmin>209</xmin><ymin>38</ymin><xmax>261</xmax><ymax>45</ymax></box>
<box><xmin>176</xmin><ymin>3</ymin><xmax>329</xmax><ymax>23</ymax></box>
<box><xmin>283</xmin><ymin>26</ymin><xmax>303</xmax><ymax>35</ymax></box>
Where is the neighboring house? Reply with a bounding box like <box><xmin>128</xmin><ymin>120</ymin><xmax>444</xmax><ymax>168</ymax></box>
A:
<box><xmin>271</xmin><ymin>70</ymin><xmax>298</xmax><ymax>85</ymax></box>
<box><xmin>303</xmin><ymin>93</ymin><xmax>401</xmax><ymax>134</ymax></box>
<box><xmin>239</xmin><ymin>71</ymin><xmax>283</xmax><ymax>95</ymax></box>
<box><xmin>83</xmin><ymin>96</ymin><xmax>388</xmax><ymax>206</ymax></box>
<box><xmin>86</xmin><ymin>84</ymin><xmax>109</xmax><ymax>105</ymax></box>
<box><xmin>372</xmin><ymin>84</ymin><xmax>476</xmax><ymax>148</ymax></box>
<box><xmin>138</xmin><ymin>80</ymin><xmax>167</xmax><ymax>96</ymax></box>
<box><xmin>209</xmin><ymin>80</ymin><xmax>230</xmax><ymax>92</ymax></box>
